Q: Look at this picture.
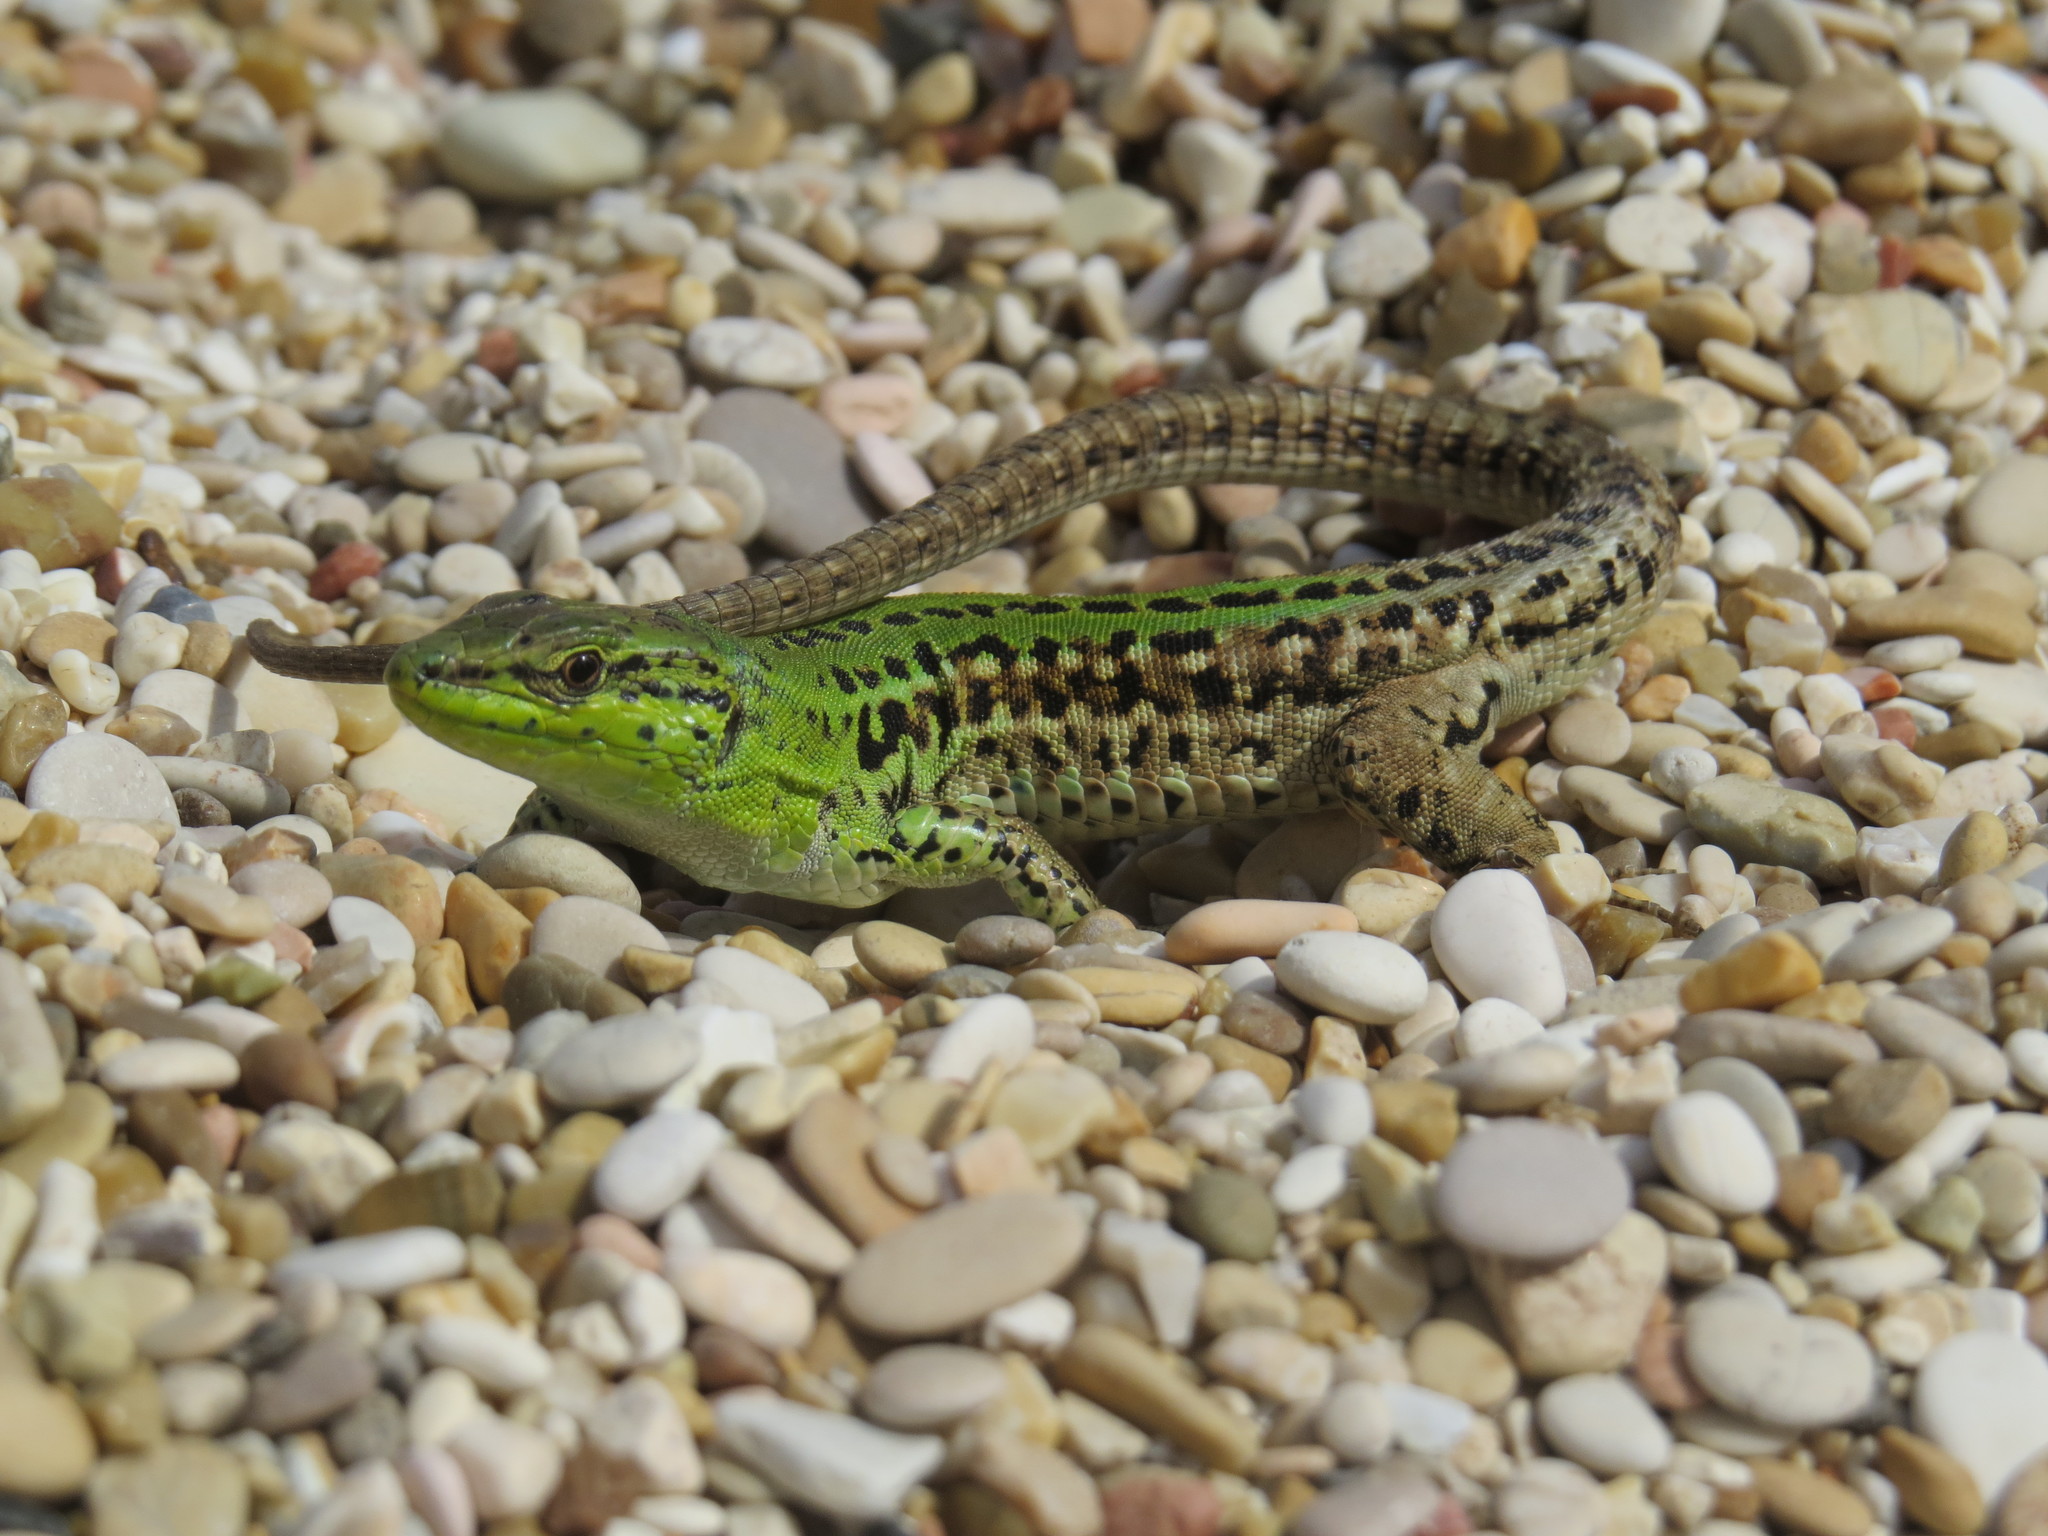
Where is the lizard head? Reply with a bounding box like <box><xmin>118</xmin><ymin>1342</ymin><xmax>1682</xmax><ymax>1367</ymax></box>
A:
<box><xmin>386</xmin><ymin>594</ymin><xmax>749</xmax><ymax>815</ymax></box>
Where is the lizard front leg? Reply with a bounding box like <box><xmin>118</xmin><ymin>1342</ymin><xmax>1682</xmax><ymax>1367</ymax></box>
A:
<box><xmin>512</xmin><ymin>789</ymin><xmax>598</xmax><ymax>839</ymax></box>
<box><xmin>882</xmin><ymin>804</ymin><xmax>1100</xmax><ymax>930</ymax></box>
<box><xmin>1324</xmin><ymin>656</ymin><xmax>1559</xmax><ymax>874</ymax></box>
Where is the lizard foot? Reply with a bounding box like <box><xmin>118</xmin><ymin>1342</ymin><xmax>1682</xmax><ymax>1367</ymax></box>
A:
<box><xmin>1605</xmin><ymin>888</ymin><xmax>1702</xmax><ymax>938</ymax></box>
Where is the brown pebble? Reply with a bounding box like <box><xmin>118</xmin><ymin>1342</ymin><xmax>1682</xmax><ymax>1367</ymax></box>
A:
<box><xmin>240</xmin><ymin>1032</ymin><xmax>338</xmax><ymax>1113</ymax></box>
<box><xmin>127</xmin><ymin>1087</ymin><xmax>224</xmax><ymax>1188</ymax></box>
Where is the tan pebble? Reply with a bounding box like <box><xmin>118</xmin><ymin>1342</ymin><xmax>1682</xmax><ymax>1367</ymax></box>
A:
<box><xmin>1163</xmin><ymin>899</ymin><xmax>1354</xmax><ymax>964</ymax></box>
<box><xmin>1937</xmin><ymin>811</ymin><xmax>2011</xmax><ymax>887</ymax></box>
<box><xmin>1748</xmin><ymin>1457</ymin><xmax>1874</xmax><ymax>1536</ymax></box>
<box><xmin>1193</xmin><ymin>1035</ymin><xmax>1292</xmax><ymax>1101</ymax></box>
<box><xmin>443</xmin><ymin>874</ymin><xmax>531</xmax><ymax>1005</ymax></box>
<box><xmin>851</xmin><ymin>921</ymin><xmax>950</xmax><ymax>992</ymax></box>
<box><xmin>1998</xmin><ymin>1452</ymin><xmax>2048</xmax><ymax>1536</ymax></box>
<box><xmin>1823</xmin><ymin>1059</ymin><xmax>1952</xmax><ymax>1159</ymax></box>
<box><xmin>1054</xmin><ymin>1324</ymin><xmax>1258</xmax><ymax>1472</ymax></box>
<box><xmin>1941</xmin><ymin>873</ymin><xmax>2016</xmax><ymax>942</ymax></box>
<box><xmin>1701</xmin><ymin>339</ymin><xmax>1805</xmax><ymax>410</ymax></box>
<box><xmin>1333</xmin><ymin>867</ymin><xmax>1443</xmax><ymax>939</ymax></box>
<box><xmin>1371</xmin><ymin>1079</ymin><xmax>1459</xmax><ymax>1163</ymax></box>
<box><xmin>1778</xmin><ymin>457</ymin><xmax>1872</xmax><ymax>551</ymax></box>
<box><xmin>0</xmin><ymin>1370</ymin><xmax>98</xmax><ymax>1499</ymax></box>
<box><xmin>1680</xmin><ymin>930</ymin><xmax>1821</xmax><ymax>1013</ymax></box>
<box><xmin>1844</xmin><ymin>587</ymin><xmax>2036</xmax><ymax>660</ymax></box>
<box><xmin>1063</xmin><ymin>965</ymin><xmax>1200</xmax><ymax>1027</ymax></box>
<box><xmin>1432</xmin><ymin>198</ymin><xmax>1538</xmax><ymax>289</ymax></box>
<box><xmin>1876</xmin><ymin>1425</ymin><xmax>1984</xmax><ymax>1535</ymax></box>
<box><xmin>1406</xmin><ymin>1317</ymin><xmax>1517</xmax><ymax>1410</ymax></box>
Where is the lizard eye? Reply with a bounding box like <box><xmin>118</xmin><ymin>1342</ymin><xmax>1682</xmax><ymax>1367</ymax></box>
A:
<box><xmin>558</xmin><ymin>650</ymin><xmax>605</xmax><ymax>694</ymax></box>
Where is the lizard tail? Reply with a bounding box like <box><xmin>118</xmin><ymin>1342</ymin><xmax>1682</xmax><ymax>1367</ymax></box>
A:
<box><xmin>244</xmin><ymin>383</ymin><xmax>1673</xmax><ymax>678</ymax></box>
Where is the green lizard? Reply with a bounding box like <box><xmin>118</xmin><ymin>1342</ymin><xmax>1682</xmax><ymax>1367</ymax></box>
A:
<box><xmin>251</xmin><ymin>384</ymin><xmax>1679</xmax><ymax>928</ymax></box>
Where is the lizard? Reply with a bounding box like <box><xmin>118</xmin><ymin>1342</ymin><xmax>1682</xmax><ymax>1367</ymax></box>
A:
<box><xmin>248</xmin><ymin>383</ymin><xmax>1681</xmax><ymax>929</ymax></box>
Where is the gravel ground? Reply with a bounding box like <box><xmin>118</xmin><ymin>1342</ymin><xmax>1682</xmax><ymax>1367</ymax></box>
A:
<box><xmin>0</xmin><ymin>1</ymin><xmax>2046</xmax><ymax>1534</ymax></box>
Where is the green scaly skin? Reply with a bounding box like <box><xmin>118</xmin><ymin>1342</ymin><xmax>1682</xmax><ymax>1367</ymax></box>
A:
<box><xmin>354</xmin><ymin>384</ymin><xmax>1681</xmax><ymax>927</ymax></box>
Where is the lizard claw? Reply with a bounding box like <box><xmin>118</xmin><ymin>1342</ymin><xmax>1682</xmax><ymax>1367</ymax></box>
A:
<box><xmin>1606</xmin><ymin>887</ymin><xmax>1702</xmax><ymax>938</ymax></box>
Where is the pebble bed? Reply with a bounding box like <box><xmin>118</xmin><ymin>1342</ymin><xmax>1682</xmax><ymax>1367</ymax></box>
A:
<box><xmin>7</xmin><ymin>0</ymin><xmax>2048</xmax><ymax>1535</ymax></box>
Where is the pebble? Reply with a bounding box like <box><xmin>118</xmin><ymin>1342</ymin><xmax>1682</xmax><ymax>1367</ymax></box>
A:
<box><xmin>904</xmin><ymin>169</ymin><xmax>1063</xmax><ymax>235</ymax></box>
<box><xmin>666</xmin><ymin>1249</ymin><xmax>814</xmax><ymax>1352</ymax></box>
<box><xmin>538</xmin><ymin>1009</ymin><xmax>701</xmax><ymax>1109</ymax></box>
<box><xmin>1270</xmin><ymin>930</ymin><xmax>1426</xmax><ymax>1025</ymax></box>
<box><xmin>23</xmin><ymin>732</ymin><xmax>175</xmax><ymax>824</ymax></box>
<box><xmin>859</xmin><ymin>1344</ymin><xmax>1006</xmax><ymax>1431</ymax></box>
<box><xmin>686</xmin><ymin>320</ymin><xmax>830</xmax><ymax>392</ymax></box>
<box><xmin>837</xmin><ymin>1192</ymin><xmax>1089</xmax><ymax>1338</ymax></box>
<box><xmin>1535</xmin><ymin>1374</ymin><xmax>1672</xmax><ymax>1475</ymax></box>
<box><xmin>1876</xmin><ymin>1426</ymin><xmax>1986</xmax><ymax>1536</ymax></box>
<box><xmin>1433</xmin><ymin>1120</ymin><xmax>1630</xmax><ymax>1262</ymax></box>
<box><xmin>1327</xmin><ymin>219</ymin><xmax>1434</xmax><ymax>302</ymax></box>
<box><xmin>1652</xmin><ymin>1093</ymin><xmax>1780</xmax><ymax>1215</ymax></box>
<box><xmin>0</xmin><ymin>1374</ymin><xmax>97</xmax><ymax>1500</ymax></box>
<box><xmin>1914</xmin><ymin>1331</ymin><xmax>2048</xmax><ymax>1507</ymax></box>
<box><xmin>269</xmin><ymin>1227</ymin><xmax>466</xmax><ymax>1297</ymax></box>
<box><xmin>1293</xmin><ymin>1077</ymin><xmax>1374</xmax><ymax>1148</ymax></box>
<box><xmin>703</xmin><ymin>1148</ymin><xmax>854</xmax><ymax>1275</ymax></box>
<box><xmin>1824</xmin><ymin>1059</ymin><xmax>1953</xmax><ymax>1160</ymax></box>
<box><xmin>1684</xmin><ymin>1282</ymin><xmax>1878</xmax><ymax>1429</ymax></box>
<box><xmin>86</xmin><ymin>1439</ymin><xmax>247</xmax><ymax>1536</ymax></box>
<box><xmin>693</xmin><ymin>389</ymin><xmax>869</xmax><ymax>556</ymax></box>
<box><xmin>1431</xmin><ymin>871</ymin><xmax>1568</xmax><ymax>1022</ymax></box>
<box><xmin>592</xmin><ymin>1108</ymin><xmax>723</xmax><ymax>1224</ymax></box>
<box><xmin>1684</xmin><ymin>777</ymin><xmax>1857</xmax><ymax>885</ymax></box>
<box><xmin>714</xmin><ymin>1391</ymin><xmax>943</xmax><ymax>1522</ymax></box>
<box><xmin>435</xmin><ymin>90</ymin><xmax>647</xmax><ymax>201</ymax></box>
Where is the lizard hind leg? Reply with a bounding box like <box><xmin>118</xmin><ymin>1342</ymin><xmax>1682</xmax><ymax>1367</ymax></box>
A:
<box><xmin>884</xmin><ymin>803</ymin><xmax>1101</xmax><ymax>930</ymax></box>
<box><xmin>1324</xmin><ymin>657</ymin><xmax>1559</xmax><ymax>875</ymax></box>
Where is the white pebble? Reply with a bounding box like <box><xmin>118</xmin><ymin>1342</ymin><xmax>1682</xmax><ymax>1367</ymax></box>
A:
<box><xmin>1431</xmin><ymin>870</ymin><xmax>1569</xmax><ymax>1022</ymax></box>
<box><xmin>1272</xmin><ymin>931</ymin><xmax>1428</xmax><ymax>1026</ymax></box>
<box><xmin>1651</xmin><ymin>1092</ymin><xmax>1779</xmax><ymax>1215</ymax></box>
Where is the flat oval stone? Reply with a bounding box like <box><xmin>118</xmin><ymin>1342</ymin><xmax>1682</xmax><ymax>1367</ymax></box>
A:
<box><xmin>1434</xmin><ymin>1119</ymin><xmax>1630</xmax><ymax>1262</ymax></box>
<box><xmin>785</xmin><ymin>1091</ymin><xmax>916</xmax><ymax>1243</ymax></box>
<box><xmin>1684</xmin><ymin>1281</ymin><xmax>1877</xmax><ymax>1429</ymax></box>
<box><xmin>591</xmin><ymin>1108</ymin><xmax>724</xmax><ymax>1225</ymax></box>
<box><xmin>1431</xmin><ymin>870</ymin><xmax>1568</xmax><ymax>1021</ymax></box>
<box><xmin>25</xmin><ymin>732</ymin><xmax>176</xmax><ymax>824</ymax></box>
<box><xmin>435</xmin><ymin>89</ymin><xmax>647</xmax><ymax>202</ymax></box>
<box><xmin>475</xmin><ymin>833</ymin><xmax>639</xmax><ymax>911</ymax></box>
<box><xmin>270</xmin><ymin>1227</ymin><xmax>466</xmax><ymax>1297</ymax></box>
<box><xmin>1652</xmin><ymin>1092</ymin><xmax>1779</xmax><ymax>1214</ymax></box>
<box><xmin>859</xmin><ymin>1344</ymin><xmax>1007</xmax><ymax>1431</ymax></box>
<box><xmin>538</xmin><ymin>1009</ymin><xmax>700</xmax><ymax>1109</ymax></box>
<box><xmin>665</xmin><ymin>1249</ymin><xmax>814</xmax><ymax>1352</ymax></box>
<box><xmin>702</xmin><ymin>1148</ymin><xmax>855</xmax><ymax>1276</ymax></box>
<box><xmin>837</xmin><ymin>1192</ymin><xmax>1089</xmax><ymax>1339</ymax></box>
<box><xmin>1535</xmin><ymin>1374</ymin><xmax>1672</xmax><ymax>1476</ymax></box>
<box><xmin>1271</xmin><ymin>931</ymin><xmax>1428</xmax><ymax>1025</ymax></box>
